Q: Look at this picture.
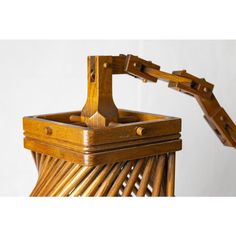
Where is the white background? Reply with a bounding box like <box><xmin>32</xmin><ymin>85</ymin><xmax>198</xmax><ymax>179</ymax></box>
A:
<box><xmin>0</xmin><ymin>40</ymin><xmax>235</xmax><ymax>196</ymax></box>
<box><xmin>1</xmin><ymin>0</ymin><xmax>236</xmax><ymax>235</ymax></box>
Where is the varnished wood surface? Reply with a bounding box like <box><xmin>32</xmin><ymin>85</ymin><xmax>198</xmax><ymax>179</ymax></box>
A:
<box><xmin>166</xmin><ymin>152</ymin><xmax>176</xmax><ymax>197</ymax></box>
<box><xmin>23</xmin><ymin>109</ymin><xmax>181</xmax><ymax>166</ymax></box>
<box><xmin>23</xmin><ymin>55</ymin><xmax>188</xmax><ymax>197</ymax></box>
<box><xmin>152</xmin><ymin>154</ymin><xmax>166</xmax><ymax>196</ymax></box>
<box><xmin>30</xmin><ymin>152</ymin><xmax>175</xmax><ymax>197</ymax></box>
<box><xmin>23</xmin><ymin>54</ymin><xmax>236</xmax><ymax>199</ymax></box>
<box><xmin>81</xmin><ymin>56</ymin><xmax>118</xmax><ymax>127</ymax></box>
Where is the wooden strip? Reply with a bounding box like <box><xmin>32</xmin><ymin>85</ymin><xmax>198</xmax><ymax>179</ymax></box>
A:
<box><xmin>37</xmin><ymin>155</ymin><xmax>53</xmax><ymax>180</ymax></box>
<box><xmin>31</xmin><ymin>154</ymin><xmax>51</xmax><ymax>195</ymax></box>
<box><xmin>48</xmin><ymin>164</ymin><xmax>81</xmax><ymax>196</ymax></box>
<box><xmin>152</xmin><ymin>155</ymin><xmax>166</xmax><ymax>196</ymax></box>
<box><xmin>166</xmin><ymin>152</ymin><xmax>176</xmax><ymax>197</ymax></box>
<box><xmin>160</xmin><ymin>184</ymin><xmax>165</xmax><ymax>196</ymax></box>
<box><xmin>31</xmin><ymin>151</ymin><xmax>37</xmax><ymax>168</ymax></box>
<box><xmin>136</xmin><ymin>177</ymin><xmax>152</xmax><ymax>196</ymax></box>
<box><xmin>95</xmin><ymin>163</ymin><xmax>123</xmax><ymax>196</ymax></box>
<box><xmin>144</xmin><ymin>67</ymin><xmax>190</xmax><ymax>84</ymax></box>
<box><xmin>160</xmin><ymin>159</ymin><xmax>167</xmax><ymax>196</ymax></box>
<box><xmin>25</xmin><ymin>136</ymin><xmax>181</xmax><ymax>166</ymax></box>
<box><xmin>30</xmin><ymin>155</ymin><xmax>54</xmax><ymax>196</ymax></box>
<box><xmin>137</xmin><ymin>157</ymin><xmax>155</xmax><ymax>196</ymax></box>
<box><xmin>32</xmin><ymin>157</ymin><xmax>59</xmax><ymax>196</ymax></box>
<box><xmin>57</xmin><ymin>166</ymin><xmax>93</xmax><ymax>197</ymax></box>
<box><xmin>44</xmin><ymin>162</ymin><xmax>74</xmax><ymax>196</ymax></box>
<box><xmin>37</xmin><ymin>159</ymin><xmax>67</xmax><ymax>196</ymax></box>
<box><xmin>38</xmin><ymin>153</ymin><xmax>45</xmax><ymax>172</ymax></box>
<box><xmin>131</xmin><ymin>183</ymin><xmax>140</xmax><ymax>196</ymax></box>
<box><xmin>70</xmin><ymin>166</ymin><xmax>103</xmax><ymax>197</ymax></box>
<box><xmin>122</xmin><ymin>176</ymin><xmax>151</xmax><ymax>196</ymax></box>
<box><xmin>122</xmin><ymin>159</ymin><xmax>145</xmax><ymax>196</ymax></box>
<box><xmin>120</xmin><ymin>184</ymin><xmax>125</xmax><ymax>195</ymax></box>
<box><xmin>123</xmin><ymin>177</ymin><xmax>138</xmax><ymax>196</ymax></box>
<box><xmin>107</xmin><ymin>161</ymin><xmax>134</xmax><ymax>196</ymax></box>
<box><xmin>35</xmin><ymin>152</ymin><xmax>40</xmax><ymax>170</ymax></box>
<box><xmin>82</xmin><ymin>164</ymin><xmax>114</xmax><ymax>197</ymax></box>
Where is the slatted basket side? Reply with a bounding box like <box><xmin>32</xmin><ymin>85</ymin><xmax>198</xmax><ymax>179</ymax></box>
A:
<box><xmin>30</xmin><ymin>151</ymin><xmax>175</xmax><ymax>197</ymax></box>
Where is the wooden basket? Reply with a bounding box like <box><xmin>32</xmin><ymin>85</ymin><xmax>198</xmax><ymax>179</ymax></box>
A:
<box><xmin>23</xmin><ymin>109</ymin><xmax>181</xmax><ymax>197</ymax></box>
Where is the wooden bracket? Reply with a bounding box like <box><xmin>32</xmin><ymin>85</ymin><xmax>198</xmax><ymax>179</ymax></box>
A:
<box><xmin>169</xmin><ymin>70</ymin><xmax>214</xmax><ymax>100</ymax></box>
<box><xmin>124</xmin><ymin>54</ymin><xmax>160</xmax><ymax>82</ymax></box>
<box><xmin>81</xmin><ymin>56</ymin><xmax>118</xmax><ymax>127</ymax></box>
<box><xmin>76</xmin><ymin>54</ymin><xmax>235</xmax><ymax>147</ymax></box>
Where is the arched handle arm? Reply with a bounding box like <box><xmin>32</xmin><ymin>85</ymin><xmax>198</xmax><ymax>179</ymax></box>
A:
<box><xmin>118</xmin><ymin>54</ymin><xmax>236</xmax><ymax>148</ymax></box>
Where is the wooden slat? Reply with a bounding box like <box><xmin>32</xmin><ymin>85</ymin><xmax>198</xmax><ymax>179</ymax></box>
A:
<box><xmin>95</xmin><ymin>163</ymin><xmax>123</xmax><ymax>196</ymax></box>
<box><xmin>107</xmin><ymin>161</ymin><xmax>134</xmax><ymax>196</ymax></box>
<box><xmin>122</xmin><ymin>159</ymin><xmax>144</xmax><ymax>196</ymax></box>
<box><xmin>31</xmin><ymin>151</ymin><xmax>37</xmax><ymax>168</ymax></box>
<box><xmin>70</xmin><ymin>166</ymin><xmax>103</xmax><ymax>197</ymax></box>
<box><xmin>48</xmin><ymin>164</ymin><xmax>81</xmax><ymax>196</ymax></box>
<box><xmin>136</xmin><ymin>177</ymin><xmax>152</xmax><ymax>196</ymax></box>
<box><xmin>44</xmin><ymin>162</ymin><xmax>74</xmax><ymax>196</ymax></box>
<box><xmin>37</xmin><ymin>159</ymin><xmax>67</xmax><ymax>196</ymax></box>
<box><xmin>137</xmin><ymin>157</ymin><xmax>155</xmax><ymax>196</ymax></box>
<box><xmin>57</xmin><ymin>165</ymin><xmax>93</xmax><ymax>197</ymax></box>
<box><xmin>30</xmin><ymin>155</ymin><xmax>55</xmax><ymax>196</ymax></box>
<box><xmin>35</xmin><ymin>152</ymin><xmax>40</xmax><ymax>170</ymax></box>
<box><xmin>166</xmin><ymin>152</ymin><xmax>176</xmax><ymax>196</ymax></box>
<box><xmin>32</xmin><ymin>157</ymin><xmax>59</xmax><ymax>196</ymax></box>
<box><xmin>38</xmin><ymin>153</ymin><xmax>45</xmax><ymax>172</ymax></box>
<box><xmin>82</xmin><ymin>164</ymin><xmax>114</xmax><ymax>197</ymax></box>
<box><xmin>152</xmin><ymin>155</ymin><xmax>166</xmax><ymax>196</ymax></box>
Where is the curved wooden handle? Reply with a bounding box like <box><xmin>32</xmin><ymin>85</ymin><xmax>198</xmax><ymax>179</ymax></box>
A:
<box><xmin>122</xmin><ymin>54</ymin><xmax>236</xmax><ymax>148</ymax></box>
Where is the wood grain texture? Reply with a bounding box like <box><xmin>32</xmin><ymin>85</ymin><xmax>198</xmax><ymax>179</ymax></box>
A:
<box><xmin>166</xmin><ymin>152</ymin><xmax>176</xmax><ymax>197</ymax></box>
<box><xmin>30</xmin><ymin>153</ymin><xmax>175</xmax><ymax>197</ymax></box>
<box><xmin>25</xmin><ymin>55</ymin><xmax>183</xmax><ymax>197</ymax></box>
<box><xmin>152</xmin><ymin>155</ymin><xmax>166</xmax><ymax>196</ymax></box>
<box><xmin>136</xmin><ymin>157</ymin><xmax>155</xmax><ymax>196</ymax></box>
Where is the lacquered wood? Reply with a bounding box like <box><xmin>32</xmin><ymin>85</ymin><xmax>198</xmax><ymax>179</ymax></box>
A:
<box><xmin>137</xmin><ymin>157</ymin><xmax>155</xmax><ymax>196</ymax></box>
<box><xmin>29</xmin><ymin>154</ymin><xmax>173</xmax><ymax>197</ymax></box>
<box><xmin>107</xmin><ymin>161</ymin><xmax>134</xmax><ymax>196</ymax></box>
<box><xmin>166</xmin><ymin>152</ymin><xmax>176</xmax><ymax>197</ymax></box>
<box><xmin>81</xmin><ymin>164</ymin><xmax>114</xmax><ymax>196</ymax></box>
<box><xmin>24</xmin><ymin>55</ymin><xmax>187</xmax><ymax>198</ymax></box>
<box><xmin>95</xmin><ymin>162</ymin><xmax>124</xmax><ymax>196</ymax></box>
<box><xmin>70</xmin><ymin>166</ymin><xmax>103</xmax><ymax>197</ymax></box>
<box><xmin>23</xmin><ymin>109</ymin><xmax>181</xmax><ymax>166</ymax></box>
<box><xmin>122</xmin><ymin>159</ymin><xmax>145</xmax><ymax>196</ymax></box>
<box><xmin>151</xmin><ymin>155</ymin><xmax>166</xmax><ymax>196</ymax></box>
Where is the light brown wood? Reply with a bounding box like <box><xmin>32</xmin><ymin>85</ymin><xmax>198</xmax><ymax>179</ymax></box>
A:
<box><xmin>81</xmin><ymin>164</ymin><xmax>114</xmax><ymax>196</ymax></box>
<box><xmin>37</xmin><ymin>159</ymin><xmax>66</xmax><ymax>196</ymax></box>
<box><xmin>122</xmin><ymin>159</ymin><xmax>145</xmax><ymax>196</ymax></box>
<box><xmin>44</xmin><ymin>162</ymin><xmax>74</xmax><ymax>196</ymax></box>
<box><xmin>166</xmin><ymin>152</ymin><xmax>176</xmax><ymax>197</ymax></box>
<box><xmin>57</xmin><ymin>166</ymin><xmax>93</xmax><ymax>197</ymax></box>
<box><xmin>70</xmin><ymin>166</ymin><xmax>103</xmax><ymax>196</ymax></box>
<box><xmin>152</xmin><ymin>155</ymin><xmax>166</xmax><ymax>196</ymax></box>
<box><xmin>48</xmin><ymin>164</ymin><xmax>81</xmax><ymax>196</ymax></box>
<box><xmin>81</xmin><ymin>56</ymin><xmax>118</xmax><ymax>127</ymax></box>
<box><xmin>107</xmin><ymin>161</ymin><xmax>134</xmax><ymax>196</ymax></box>
<box><xmin>30</xmin><ymin>155</ymin><xmax>56</xmax><ymax>196</ymax></box>
<box><xmin>135</xmin><ymin>177</ymin><xmax>152</xmax><ymax>196</ymax></box>
<box><xmin>136</xmin><ymin>157</ymin><xmax>155</xmax><ymax>196</ymax></box>
<box><xmin>30</xmin><ymin>153</ymin><xmax>175</xmax><ymax>197</ymax></box>
<box><xmin>95</xmin><ymin>162</ymin><xmax>123</xmax><ymax>196</ymax></box>
<box><xmin>24</xmin><ymin>55</ymin><xmax>188</xmax><ymax>198</ymax></box>
<box><xmin>23</xmin><ymin>109</ymin><xmax>181</xmax><ymax>166</ymax></box>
